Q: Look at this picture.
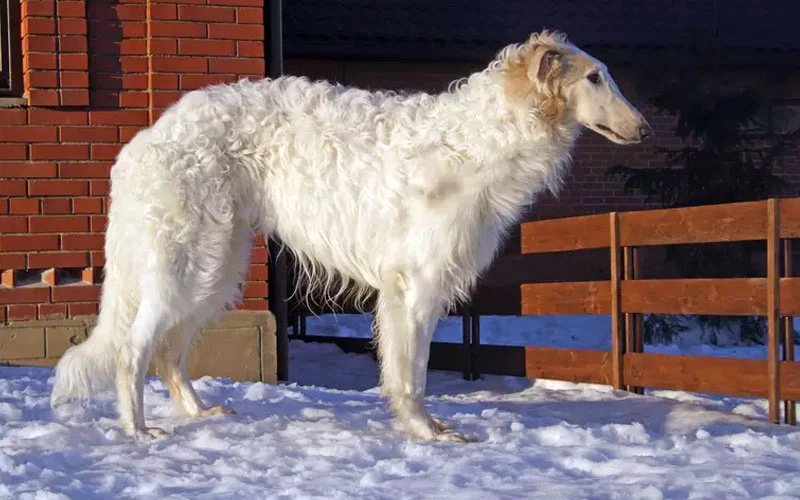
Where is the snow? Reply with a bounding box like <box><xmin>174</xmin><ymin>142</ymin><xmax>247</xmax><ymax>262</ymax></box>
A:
<box><xmin>2</xmin><ymin>327</ymin><xmax>800</xmax><ymax>499</ymax></box>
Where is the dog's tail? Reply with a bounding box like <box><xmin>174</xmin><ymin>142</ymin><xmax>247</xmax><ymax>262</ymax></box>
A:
<box><xmin>51</xmin><ymin>275</ymin><xmax>137</xmax><ymax>408</ymax></box>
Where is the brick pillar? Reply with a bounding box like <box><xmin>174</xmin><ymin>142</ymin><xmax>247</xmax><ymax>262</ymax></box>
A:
<box><xmin>0</xmin><ymin>0</ymin><xmax>267</xmax><ymax>321</ymax></box>
<box><xmin>21</xmin><ymin>0</ymin><xmax>90</xmax><ymax>107</ymax></box>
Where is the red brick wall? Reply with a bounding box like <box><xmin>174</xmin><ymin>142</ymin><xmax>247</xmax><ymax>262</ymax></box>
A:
<box><xmin>0</xmin><ymin>0</ymin><xmax>268</xmax><ymax>322</ymax></box>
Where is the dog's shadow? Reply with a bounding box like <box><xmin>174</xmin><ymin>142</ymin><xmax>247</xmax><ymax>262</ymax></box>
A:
<box><xmin>42</xmin><ymin>363</ymin><xmax>786</xmax><ymax>450</ymax></box>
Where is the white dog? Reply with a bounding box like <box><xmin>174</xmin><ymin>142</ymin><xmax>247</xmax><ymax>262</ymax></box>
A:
<box><xmin>51</xmin><ymin>31</ymin><xmax>650</xmax><ymax>441</ymax></box>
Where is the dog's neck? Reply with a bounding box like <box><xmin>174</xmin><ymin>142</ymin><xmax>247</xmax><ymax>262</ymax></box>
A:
<box><xmin>436</xmin><ymin>71</ymin><xmax>581</xmax><ymax>197</ymax></box>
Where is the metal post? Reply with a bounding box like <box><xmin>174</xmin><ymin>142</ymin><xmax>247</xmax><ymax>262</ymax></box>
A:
<box><xmin>266</xmin><ymin>0</ymin><xmax>283</xmax><ymax>78</ymax></box>
<box><xmin>471</xmin><ymin>313</ymin><xmax>481</xmax><ymax>380</ymax></box>
<box><xmin>266</xmin><ymin>0</ymin><xmax>287</xmax><ymax>381</ymax></box>
<box><xmin>269</xmin><ymin>242</ymin><xmax>289</xmax><ymax>382</ymax></box>
<box><xmin>461</xmin><ymin>309</ymin><xmax>472</xmax><ymax>380</ymax></box>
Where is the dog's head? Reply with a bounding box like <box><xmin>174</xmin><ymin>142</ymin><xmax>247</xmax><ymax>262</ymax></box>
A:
<box><xmin>501</xmin><ymin>31</ymin><xmax>651</xmax><ymax>144</ymax></box>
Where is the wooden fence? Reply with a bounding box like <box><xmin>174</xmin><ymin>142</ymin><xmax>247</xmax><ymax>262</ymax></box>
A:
<box><xmin>291</xmin><ymin>197</ymin><xmax>800</xmax><ymax>425</ymax></box>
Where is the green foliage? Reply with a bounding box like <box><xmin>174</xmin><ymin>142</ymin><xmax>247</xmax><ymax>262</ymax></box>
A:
<box><xmin>642</xmin><ymin>314</ymin><xmax>771</xmax><ymax>346</ymax></box>
<box><xmin>696</xmin><ymin>315</ymin><xmax>766</xmax><ymax>345</ymax></box>
<box><xmin>643</xmin><ymin>315</ymin><xmax>689</xmax><ymax>345</ymax></box>
<box><xmin>607</xmin><ymin>51</ymin><xmax>797</xmax><ymax>346</ymax></box>
<box><xmin>607</xmin><ymin>85</ymin><xmax>791</xmax><ymax>209</ymax></box>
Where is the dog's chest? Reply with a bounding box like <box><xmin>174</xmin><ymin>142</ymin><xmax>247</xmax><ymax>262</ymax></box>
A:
<box><xmin>422</xmin><ymin>188</ymin><xmax>508</xmax><ymax>279</ymax></box>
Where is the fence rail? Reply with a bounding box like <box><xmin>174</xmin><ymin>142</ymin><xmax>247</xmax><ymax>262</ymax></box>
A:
<box><xmin>515</xmin><ymin>197</ymin><xmax>798</xmax><ymax>424</ymax></box>
<box><xmin>291</xmin><ymin>197</ymin><xmax>800</xmax><ymax>425</ymax></box>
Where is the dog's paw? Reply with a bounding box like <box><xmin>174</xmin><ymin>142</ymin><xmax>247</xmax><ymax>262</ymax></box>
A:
<box><xmin>199</xmin><ymin>405</ymin><xmax>236</xmax><ymax>417</ymax></box>
<box><xmin>431</xmin><ymin>416</ymin><xmax>455</xmax><ymax>432</ymax></box>
<box><xmin>433</xmin><ymin>430</ymin><xmax>478</xmax><ymax>443</ymax></box>
<box><xmin>398</xmin><ymin>413</ymin><xmax>477</xmax><ymax>443</ymax></box>
<box><xmin>130</xmin><ymin>426</ymin><xmax>170</xmax><ymax>441</ymax></box>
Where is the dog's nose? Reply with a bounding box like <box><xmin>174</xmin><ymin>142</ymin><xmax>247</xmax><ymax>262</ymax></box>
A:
<box><xmin>639</xmin><ymin>124</ymin><xmax>652</xmax><ymax>141</ymax></box>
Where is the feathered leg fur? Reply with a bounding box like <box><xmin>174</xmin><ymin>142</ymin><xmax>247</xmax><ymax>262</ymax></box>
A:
<box><xmin>374</xmin><ymin>272</ymin><xmax>465</xmax><ymax>441</ymax></box>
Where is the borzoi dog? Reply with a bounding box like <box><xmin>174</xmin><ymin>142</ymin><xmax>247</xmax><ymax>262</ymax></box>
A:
<box><xmin>51</xmin><ymin>31</ymin><xmax>651</xmax><ymax>442</ymax></box>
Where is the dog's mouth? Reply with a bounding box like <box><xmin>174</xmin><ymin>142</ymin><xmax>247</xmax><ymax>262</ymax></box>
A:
<box><xmin>593</xmin><ymin>123</ymin><xmax>634</xmax><ymax>144</ymax></box>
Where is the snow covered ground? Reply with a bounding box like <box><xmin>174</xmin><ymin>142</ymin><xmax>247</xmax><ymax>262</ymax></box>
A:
<box><xmin>2</xmin><ymin>328</ymin><xmax>800</xmax><ymax>499</ymax></box>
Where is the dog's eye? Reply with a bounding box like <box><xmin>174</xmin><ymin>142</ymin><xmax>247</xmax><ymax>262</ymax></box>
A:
<box><xmin>587</xmin><ymin>72</ymin><xmax>601</xmax><ymax>85</ymax></box>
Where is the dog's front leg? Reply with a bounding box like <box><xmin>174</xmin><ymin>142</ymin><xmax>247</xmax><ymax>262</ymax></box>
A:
<box><xmin>375</xmin><ymin>273</ymin><xmax>467</xmax><ymax>442</ymax></box>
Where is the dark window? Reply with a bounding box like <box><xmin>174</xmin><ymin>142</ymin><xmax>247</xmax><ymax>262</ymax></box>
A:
<box><xmin>769</xmin><ymin>101</ymin><xmax>800</xmax><ymax>136</ymax></box>
<box><xmin>0</xmin><ymin>0</ymin><xmax>23</xmax><ymax>97</ymax></box>
<box><xmin>744</xmin><ymin>100</ymin><xmax>800</xmax><ymax>137</ymax></box>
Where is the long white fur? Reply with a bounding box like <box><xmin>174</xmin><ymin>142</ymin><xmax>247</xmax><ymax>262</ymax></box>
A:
<box><xmin>50</xmin><ymin>31</ymin><xmax>648</xmax><ymax>441</ymax></box>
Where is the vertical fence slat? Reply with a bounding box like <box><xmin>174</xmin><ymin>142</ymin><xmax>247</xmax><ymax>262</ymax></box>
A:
<box><xmin>784</xmin><ymin>239</ymin><xmax>796</xmax><ymax>425</ymax></box>
<box><xmin>610</xmin><ymin>212</ymin><xmax>624</xmax><ymax>390</ymax></box>
<box><xmin>767</xmin><ymin>199</ymin><xmax>781</xmax><ymax>423</ymax></box>
<box><xmin>623</xmin><ymin>247</ymin><xmax>637</xmax><ymax>393</ymax></box>
<box><xmin>624</xmin><ymin>247</ymin><xmax>634</xmax><ymax>350</ymax></box>
<box><xmin>633</xmin><ymin>247</ymin><xmax>644</xmax><ymax>355</ymax></box>
<box><xmin>633</xmin><ymin>247</ymin><xmax>645</xmax><ymax>395</ymax></box>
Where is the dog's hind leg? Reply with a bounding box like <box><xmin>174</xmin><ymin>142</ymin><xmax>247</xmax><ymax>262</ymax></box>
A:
<box><xmin>154</xmin><ymin>223</ymin><xmax>252</xmax><ymax>419</ymax></box>
<box><xmin>375</xmin><ymin>272</ymin><xmax>467</xmax><ymax>442</ymax></box>
<box><xmin>153</xmin><ymin>321</ymin><xmax>236</xmax><ymax>418</ymax></box>
<box><xmin>117</xmin><ymin>295</ymin><xmax>172</xmax><ymax>440</ymax></box>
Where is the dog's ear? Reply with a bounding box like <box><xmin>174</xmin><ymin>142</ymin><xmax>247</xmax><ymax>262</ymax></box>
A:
<box><xmin>538</xmin><ymin>50</ymin><xmax>562</xmax><ymax>80</ymax></box>
<box><xmin>503</xmin><ymin>43</ymin><xmax>563</xmax><ymax>102</ymax></box>
<box><xmin>529</xmin><ymin>48</ymin><xmax>563</xmax><ymax>84</ymax></box>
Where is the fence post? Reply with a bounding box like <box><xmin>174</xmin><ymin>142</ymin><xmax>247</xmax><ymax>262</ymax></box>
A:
<box><xmin>610</xmin><ymin>212</ymin><xmax>624</xmax><ymax>390</ymax></box>
<box><xmin>783</xmin><ymin>239</ymin><xmax>796</xmax><ymax>425</ymax></box>
<box><xmin>767</xmin><ymin>198</ymin><xmax>781</xmax><ymax>424</ymax></box>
